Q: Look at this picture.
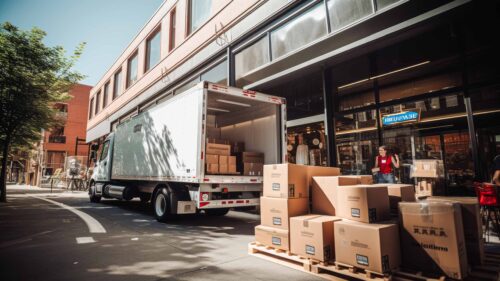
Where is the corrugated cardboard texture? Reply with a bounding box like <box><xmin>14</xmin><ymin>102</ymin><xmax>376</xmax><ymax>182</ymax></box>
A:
<box><xmin>336</xmin><ymin>185</ymin><xmax>390</xmax><ymax>223</ymax></box>
<box><xmin>243</xmin><ymin>163</ymin><xmax>263</xmax><ymax>176</ymax></box>
<box><xmin>373</xmin><ymin>184</ymin><xmax>416</xmax><ymax>211</ymax></box>
<box><xmin>263</xmin><ymin>164</ymin><xmax>309</xmax><ymax>198</ymax></box>
<box><xmin>399</xmin><ymin>202</ymin><xmax>468</xmax><ymax>280</ymax></box>
<box><xmin>255</xmin><ymin>225</ymin><xmax>289</xmax><ymax>251</ymax></box>
<box><xmin>206</xmin><ymin>154</ymin><xmax>219</xmax><ymax>164</ymax></box>
<box><xmin>290</xmin><ymin>215</ymin><xmax>341</xmax><ymax>262</ymax></box>
<box><xmin>260</xmin><ymin>197</ymin><xmax>309</xmax><ymax>230</ymax></box>
<box><xmin>311</xmin><ymin>176</ymin><xmax>360</xmax><ymax>215</ymax></box>
<box><xmin>206</xmin><ymin>143</ymin><xmax>230</xmax><ymax>155</ymax></box>
<box><xmin>334</xmin><ymin>220</ymin><xmax>400</xmax><ymax>274</ymax></box>
<box><xmin>427</xmin><ymin>196</ymin><xmax>484</xmax><ymax>265</ymax></box>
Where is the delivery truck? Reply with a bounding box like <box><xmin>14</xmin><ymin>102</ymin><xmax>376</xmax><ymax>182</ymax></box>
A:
<box><xmin>89</xmin><ymin>81</ymin><xmax>287</xmax><ymax>222</ymax></box>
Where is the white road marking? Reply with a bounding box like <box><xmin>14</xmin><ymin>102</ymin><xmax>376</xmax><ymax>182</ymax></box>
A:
<box><xmin>76</xmin><ymin>237</ymin><xmax>96</xmax><ymax>244</ymax></box>
<box><xmin>131</xmin><ymin>237</ymin><xmax>139</xmax><ymax>241</ymax></box>
<box><xmin>31</xmin><ymin>196</ymin><xmax>106</xmax><ymax>234</ymax></box>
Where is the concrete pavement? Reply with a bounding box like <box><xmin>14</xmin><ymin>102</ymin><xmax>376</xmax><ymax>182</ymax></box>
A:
<box><xmin>0</xmin><ymin>185</ymin><xmax>321</xmax><ymax>281</ymax></box>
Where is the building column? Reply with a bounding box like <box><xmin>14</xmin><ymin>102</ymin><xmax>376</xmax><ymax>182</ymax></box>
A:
<box><xmin>322</xmin><ymin>67</ymin><xmax>337</xmax><ymax>166</ymax></box>
<box><xmin>227</xmin><ymin>47</ymin><xmax>235</xmax><ymax>87</ymax></box>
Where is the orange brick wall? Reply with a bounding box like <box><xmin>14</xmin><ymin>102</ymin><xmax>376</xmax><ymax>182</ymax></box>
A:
<box><xmin>43</xmin><ymin>84</ymin><xmax>91</xmax><ymax>157</ymax></box>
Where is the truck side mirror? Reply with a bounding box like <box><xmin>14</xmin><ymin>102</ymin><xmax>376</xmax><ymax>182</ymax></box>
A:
<box><xmin>90</xmin><ymin>151</ymin><xmax>97</xmax><ymax>162</ymax></box>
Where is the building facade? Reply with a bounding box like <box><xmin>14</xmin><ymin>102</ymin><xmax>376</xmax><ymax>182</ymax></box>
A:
<box><xmin>37</xmin><ymin>84</ymin><xmax>92</xmax><ymax>183</ymax></box>
<box><xmin>87</xmin><ymin>0</ymin><xmax>500</xmax><ymax>195</ymax></box>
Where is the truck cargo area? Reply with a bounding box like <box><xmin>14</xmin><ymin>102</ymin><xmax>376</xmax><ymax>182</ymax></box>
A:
<box><xmin>203</xmin><ymin>89</ymin><xmax>281</xmax><ymax>181</ymax></box>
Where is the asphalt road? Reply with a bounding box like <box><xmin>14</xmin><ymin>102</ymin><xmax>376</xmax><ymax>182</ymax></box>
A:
<box><xmin>0</xmin><ymin>185</ymin><xmax>321</xmax><ymax>281</ymax></box>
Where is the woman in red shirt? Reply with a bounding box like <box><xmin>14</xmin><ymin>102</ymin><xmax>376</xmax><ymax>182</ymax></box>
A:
<box><xmin>374</xmin><ymin>146</ymin><xmax>400</xmax><ymax>183</ymax></box>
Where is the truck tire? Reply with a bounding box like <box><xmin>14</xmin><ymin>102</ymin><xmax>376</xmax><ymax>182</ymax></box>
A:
<box><xmin>89</xmin><ymin>182</ymin><xmax>101</xmax><ymax>203</ymax></box>
<box><xmin>153</xmin><ymin>187</ymin><xmax>172</xmax><ymax>222</ymax></box>
<box><xmin>205</xmin><ymin>208</ymin><xmax>230</xmax><ymax>216</ymax></box>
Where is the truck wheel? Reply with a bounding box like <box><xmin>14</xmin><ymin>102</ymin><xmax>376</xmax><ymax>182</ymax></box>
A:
<box><xmin>89</xmin><ymin>182</ymin><xmax>101</xmax><ymax>203</ymax></box>
<box><xmin>205</xmin><ymin>208</ymin><xmax>230</xmax><ymax>216</ymax></box>
<box><xmin>154</xmin><ymin>187</ymin><xmax>172</xmax><ymax>222</ymax></box>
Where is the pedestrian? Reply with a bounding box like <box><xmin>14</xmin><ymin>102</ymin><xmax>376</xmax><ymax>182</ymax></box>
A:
<box><xmin>492</xmin><ymin>154</ymin><xmax>500</xmax><ymax>185</ymax></box>
<box><xmin>373</xmin><ymin>145</ymin><xmax>400</xmax><ymax>183</ymax></box>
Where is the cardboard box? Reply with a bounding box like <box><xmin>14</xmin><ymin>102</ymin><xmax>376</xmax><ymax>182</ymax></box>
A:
<box><xmin>427</xmin><ymin>196</ymin><xmax>484</xmax><ymax>265</ymax></box>
<box><xmin>335</xmin><ymin>220</ymin><xmax>400</xmax><ymax>274</ymax></box>
<box><xmin>206</xmin><ymin>138</ymin><xmax>229</xmax><ymax>145</ymax></box>
<box><xmin>411</xmin><ymin>160</ymin><xmax>444</xmax><ymax>178</ymax></box>
<box><xmin>263</xmin><ymin>164</ymin><xmax>309</xmax><ymax>199</ymax></box>
<box><xmin>263</xmin><ymin>164</ymin><xmax>341</xmax><ymax>199</ymax></box>
<box><xmin>206</xmin><ymin>154</ymin><xmax>219</xmax><ymax>164</ymax></box>
<box><xmin>290</xmin><ymin>215</ymin><xmax>341</xmax><ymax>262</ymax></box>
<box><xmin>219</xmin><ymin>155</ymin><xmax>228</xmax><ymax>165</ymax></box>
<box><xmin>228</xmin><ymin>164</ymin><xmax>237</xmax><ymax>174</ymax></box>
<box><xmin>311</xmin><ymin>176</ymin><xmax>361</xmax><ymax>215</ymax></box>
<box><xmin>416</xmin><ymin>180</ymin><xmax>433</xmax><ymax>197</ymax></box>
<box><xmin>399</xmin><ymin>202</ymin><xmax>468</xmax><ymax>279</ymax></box>
<box><xmin>372</xmin><ymin>184</ymin><xmax>415</xmax><ymax>211</ymax></box>
<box><xmin>336</xmin><ymin>185</ymin><xmax>390</xmax><ymax>223</ymax></box>
<box><xmin>342</xmin><ymin>175</ymin><xmax>374</xmax><ymax>184</ymax></box>
<box><xmin>228</xmin><ymin>156</ymin><xmax>236</xmax><ymax>165</ymax></box>
<box><xmin>219</xmin><ymin>164</ymin><xmax>228</xmax><ymax>174</ymax></box>
<box><xmin>243</xmin><ymin>163</ymin><xmax>263</xmax><ymax>176</ymax></box>
<box><xmin>255</xmin><ymin>225</ymin><xmax>289</xmax><ymax>251</ymax></box>
<box><xmin>206</xmin><ymin>163</ymin><xmax>219</xmax><ymax>174</ymax></box>
<box><xmin>260</xmin><ymin>197</ymin><xmax>309</xmax><ymax>230</ymax></box>
<box><xmin>206</xmin><ymin>143</ymin><xmax>230</xmax><ymax>156</ymax></box>
<box><xmin>240</xmin><ymin>152</ymin><xmax>265</xmax><ymax>163</ymax></box>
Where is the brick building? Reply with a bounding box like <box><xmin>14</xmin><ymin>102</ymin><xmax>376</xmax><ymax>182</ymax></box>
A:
<box><xmin>34</xmin><ymin>84</ymin><xmax>92</xmax><ymax>185</ymax></box>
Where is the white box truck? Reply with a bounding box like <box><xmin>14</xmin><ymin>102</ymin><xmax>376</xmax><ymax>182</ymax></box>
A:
<box><xmin>89</xmin><ymin>81</ymin><xmax>287</xmax><ymax>222</ymax></box>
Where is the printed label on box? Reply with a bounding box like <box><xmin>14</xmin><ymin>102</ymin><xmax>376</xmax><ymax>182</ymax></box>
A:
<box><xmin>271</xmin><ymin>236</ymin><xmax>281</xmax><ymax>246</ymax></box>
<box><xmin>356</xmin><ymin>254</ymin><xmax>369</xmax><ymax>266</ymax></box>
<box><xmin>272</xmin><ymin>183</ymin><xmax>280</xmax><ymax>191</ymax></box>
<box><xmin>351</xmin><ymin>208</ymin><xmax>361</xmax><ymax>218</ymax></box>
<box><xmin>272</xmin><ymin>217</ymin><xmax>282</xmax><ymax>226</ymax></box>
<box><xmin>305</xmin><ymin>245</ymin><xmax>315</xmax><ymax>255</ymax></box>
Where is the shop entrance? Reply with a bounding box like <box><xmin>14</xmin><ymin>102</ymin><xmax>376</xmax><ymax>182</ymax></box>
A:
<box><xmin>382</xmin><ymin>124</ymin><xmax>474</xmax><ymax>195</ymax></box>
<box><xmin>286</xmin><ymin>121</ymin><xmax>328</xmax><ymax>166</ymax></box>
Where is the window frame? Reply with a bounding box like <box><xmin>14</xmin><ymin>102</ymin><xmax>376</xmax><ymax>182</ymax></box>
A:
<box><xmin>145</xmin><ymin>26</ymin><xmax>162</xmax><ymax>73</ymax></box>
<box><xmin>95</xmin><ymin>90</ymin><xmax>101</xmax><ymax>115</ymax></box>
<box><xmin>89</xmin><ymin>97</ymin><xmax>94</xmax><ymax>120</ymax></box>
<box><xmin>126</xmin><ymin>51</ymin><xmax>139</xmax><ymax>89</ymax></box>
<box><xmin>100</xmin><ymin>140</ymin><xmax>110</xmax><ymax>161</ymax></box>
<box><xmin>103</xmin><ymin>81</ymin><xmax>110</xmax><ymax>108</ymax></box>
<box><xmin>113</xmin><ymin>69</ymin><xmax>122</xmax><ymax>100</ymax></box>
<box><xmin>169</xmin><ymin>7</ymin><xmax>176</xmax><ymax>52</ymax></box>
<box><xmin>186</xmin><ymin>0</ymin><xmax>212</xmax><ymax>37</ymax></box>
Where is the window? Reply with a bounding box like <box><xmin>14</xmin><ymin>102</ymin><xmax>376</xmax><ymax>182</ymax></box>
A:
<box><xmin>327</xmin><ymin>0</ymin><xmax>373</xmax><ymax>32</ymax></box>
<box><xmin>100</xmin><ymin>141</ymin><xmax>110</xmax><ymax>161</ymax></box>
<box><xmin>174</xmin><ymin>77</ymin><xmax>200</xmax><ymax>95</ymax></box>
<box><xmin>103</xmin><ymin>82</ymin><xmax>110</xmax><ymax>108</ymax></box>
<box><xmin>95</xmin><ymin>90</ymin><xmax>101</xmax><ymax>115</ymax></box>
<box><xmin>188</xmin><ymin>0</ymin><xmax>212</xmax><ymax>35</ymax></box>
<box><xmin>145</xmin><ymin>28</ymin><xmax>161</xmax><ymax>72</ymax></box>
<box><xmin>89</xmin><ymin>97</ymin><xmax>94</xmax><ymax>119</ymax></box>
<box><xmin>376</xmin><ymin>0</ymin><xmax>400</xmax><ymax>10</ymax></box>
<box><xmin>127</xmin><ymin>52</ymin><xmax>138</xmax><ymax>88</ymax></box>
<box><xmin>169</xmin><ymin>8</ymin><xmax>176</xmax><ymax>51</ymax></box>
<box><xmin>235</xmin><ymin>37</ymin><xmax>270</xmax><ymax>87</ymax></box>
<box><xmin>48</xmin><ymin>127</ymin><xmax>66</xmax><ymax>143</ymax></box>
<box><xmin>113</xmin><ymin>69</ymin><xmax>122</xmax><ymax>99</ymax></box>
<box><xmin>200</xmin><ymin>60</ymin><xmax>227</xmax><ymax>85</ymax></box>
<box><xmin>271</xmin><ymin>3</ymin><xmax>327</xmax><ymax>59</ymax></box>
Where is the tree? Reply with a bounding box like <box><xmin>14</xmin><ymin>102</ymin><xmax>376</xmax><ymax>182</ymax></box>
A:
<box><xmin>0</xmin><ymin>22</ymin><xmax>85</xmax><ymax>202</ymax></box>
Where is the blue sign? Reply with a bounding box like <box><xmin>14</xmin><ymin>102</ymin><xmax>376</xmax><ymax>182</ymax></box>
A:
<box><xmin>382</xmin><ymin>111</ymin><xmax>419</xmax><ymax>126</ymax></box>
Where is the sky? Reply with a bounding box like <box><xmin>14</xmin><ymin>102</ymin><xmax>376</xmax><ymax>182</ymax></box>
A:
<box><xmin>0</xmin><ymin>0</ymin><xmax>164</xmax><ymax>86</ymax></box>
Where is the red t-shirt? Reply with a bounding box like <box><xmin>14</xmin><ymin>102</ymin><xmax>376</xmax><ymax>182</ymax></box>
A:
<box><xmin>378</xmin><ymin>155</ymin><xmax>393</xmax><ymax>174</ymax></box>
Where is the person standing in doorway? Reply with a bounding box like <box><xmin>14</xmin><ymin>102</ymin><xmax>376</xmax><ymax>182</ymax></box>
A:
<box><xmin>374</xmin><ymin>145</ymin><xmax>400</xmax><ymax>183</ymax></box>
<box><xmin>295</xmin><ymin>134</ymin><xmax>309</xmax><ymax>165</ymax></box>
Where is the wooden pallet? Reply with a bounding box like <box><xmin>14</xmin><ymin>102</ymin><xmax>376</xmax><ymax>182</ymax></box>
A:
<box><xmin>249</xmin><ymin>242</ymin><xmax>389</xmax><ymax>281</ymax></box>
<box><xmin>312</xmin><ymin>261</ymin><xmax>390</xmax><ymax>281</ymax></box>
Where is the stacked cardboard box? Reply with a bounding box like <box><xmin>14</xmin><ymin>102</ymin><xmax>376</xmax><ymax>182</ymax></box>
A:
<box><xmin>256</xmin><ymin>164</ymin><xmax>341</xmax><ymax>252</ymax></box>
<box><xmin>426</xmin><ymin>196</ymin><xmax>484</xmax><ymax>265</ymax></box>
<box><xmin>411</xmin><ymin>160</ymin><xmax>445</xmax><ymax>197</ymax></box>
<box><xmin>372</xmin><ymin>183</ymin><xmax>416</xmax><ymax>213</ymax></box>
<box><xmin>239</xmin><ymin>152</ymin><xmax>265</xmax><ymax>176</ymax></box>
<box><xmin>399</xmin><ymin>201</ymin><xmax>468</xmax><ymax>279</ymax></box>
<box><xmin>205</xmin><ymin>138</ymin><xmax>246</xmax><ymax>175</ymax></box>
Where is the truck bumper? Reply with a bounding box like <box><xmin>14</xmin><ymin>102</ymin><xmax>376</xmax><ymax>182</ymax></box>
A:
<box><xmin>198</xmin><ymin>198</ymin><xmax>260</xmax><ymax>209</ymax></box>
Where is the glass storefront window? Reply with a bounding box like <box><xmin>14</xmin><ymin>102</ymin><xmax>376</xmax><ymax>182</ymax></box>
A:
<box><xmin>327</xmin><ymin>0</ymin><xmax>373</xmax><ymax>32</ymax></box>
<box><xmin>336</xmin><ymin>131</ymin><xmax>378</xmax><ymax>175</ymax></box>
<box><xmin>287</xmin><ymin>122</ymin><xmax>327</xmax><ymax>166</ymax></box>
<box><xmin>201</xmin><ymin>60</ymin><xmax>227</xmax><ymax>85</ymax></box>
<box><xmin>235</xmin><ymin>37</ymin><xmax>270</xmax><ymax>88</ymax></box>
<box><xmin>376</xmin><ymin>0</ymin><xmax>400</xmax><ymax>10</ymax></box>
<box><xmin>270</xmin><ymin>3</ymin><xmax>327</xmax><ymax>59</ymax></box>
<box><xmin>335</xmin><ymin>109</ymin><xmax>377</xmax><ymax>133</ymax></box>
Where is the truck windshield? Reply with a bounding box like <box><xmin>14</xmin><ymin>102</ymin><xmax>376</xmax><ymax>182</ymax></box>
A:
<box><xmin>100</xmin><ymin>141</ymin><xmax>110</xmax><ymax>161</ymax></box>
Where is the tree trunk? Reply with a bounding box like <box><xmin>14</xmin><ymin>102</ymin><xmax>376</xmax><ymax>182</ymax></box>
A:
<box><xmin>0</xmin><ymin>135</ymin><xmax>11</xmax><ymax>202</ymax></box>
